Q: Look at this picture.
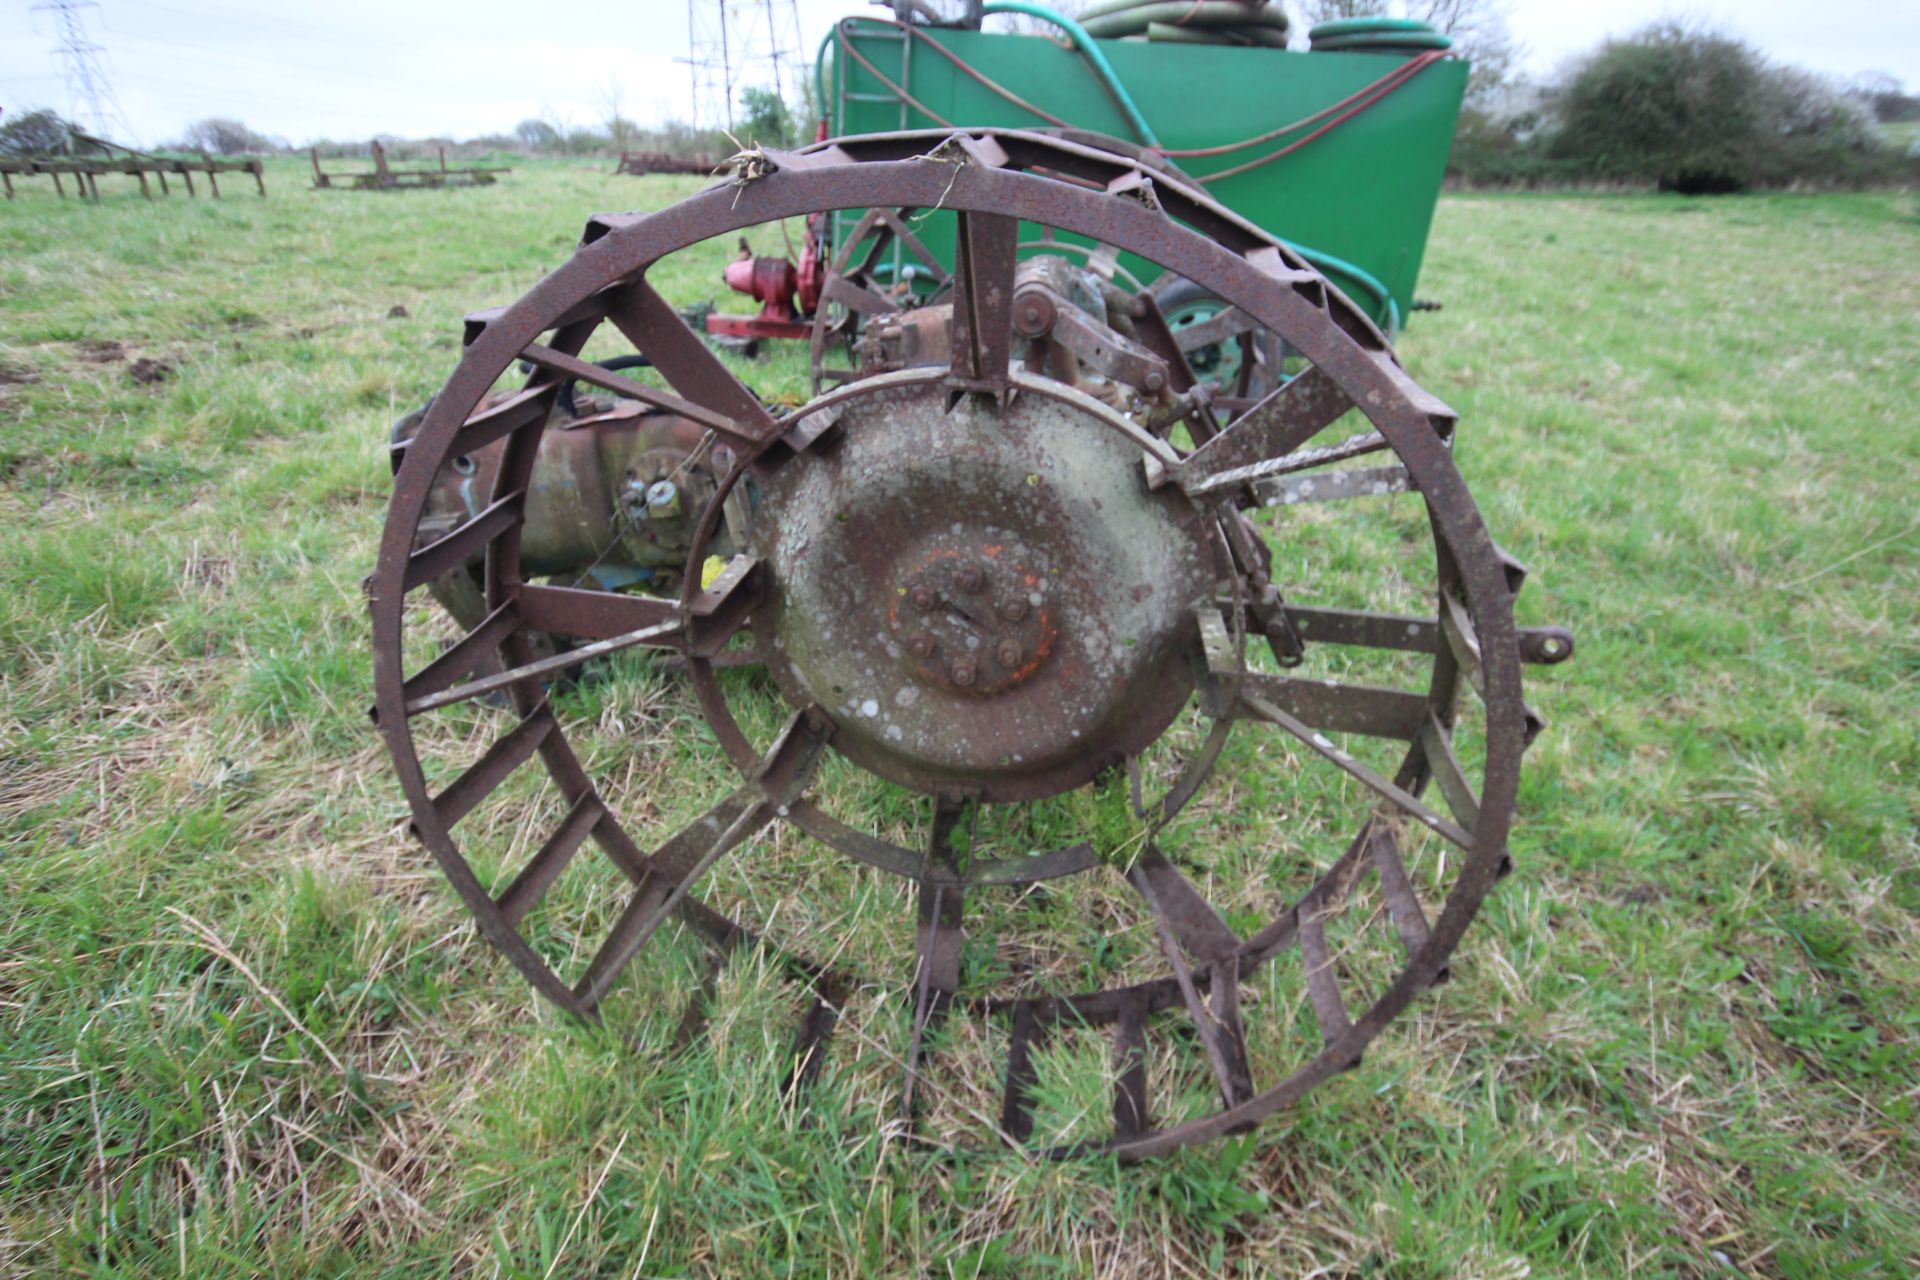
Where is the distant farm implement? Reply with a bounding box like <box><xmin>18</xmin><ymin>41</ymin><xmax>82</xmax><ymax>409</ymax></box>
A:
<box><xmin>1</xmin><ymin>131</ymin><xmax>264</xmax><ymax>201</ymax></box>
<box><xmin>370</xmin><ymin>7</ymin><xmax>1572</xmax><ymax>1160</ymax></box>
<box><xmin>614</xmin><ymin>150</ymin><xmax>721</xmax><ymax>176</ymax></box>
<box><xmin>310</xmin><ymin>141</ymin><xmax>510</xmax><ymax>190</ymax></box>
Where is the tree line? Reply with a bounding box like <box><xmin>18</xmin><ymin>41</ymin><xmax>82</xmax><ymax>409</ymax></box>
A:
<box><xmin>1450</xmin><ymin>22</ymin><xmax>1920</xmax><ymax>190</ymax></box>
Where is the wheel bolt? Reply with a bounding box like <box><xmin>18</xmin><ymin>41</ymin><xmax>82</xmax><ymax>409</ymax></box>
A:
<box><xmin>957</xmin><ymin>565</ymin><xmax>985</xmax><ymax>593</ymax></box>
<box><xmin>950</xmin><ymin>658</ymin><xmax>977</xmax><ymax>687</ymax></box>
<box><xmin>1000</xmin><ymin>598</ymin><xmax>1029</xmax><ymax>621</ymax></box>
<box><xmin>910</xmin><ymin>584</ymin><xmax>936</xmax><ymax>611</ymax></box>
<box><xmin>996</xmin><ymin>640</ymin><xmax>1023</xmax><ymax>668</ymax></box>
<box><xmin>907</xmin><ymin>634</ymin><xmax>935</xmax><ymax>658</ymax></box>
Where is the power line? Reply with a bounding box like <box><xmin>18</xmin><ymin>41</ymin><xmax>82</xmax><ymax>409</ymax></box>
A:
<box><xmin>680</xmin><ymin>0</ymin><xmax>804</xmax><ymax>134</ymax></box>
<box><xmin>30</xmin><ymin>0</ymin><xmax>135</xmax><ymax>143</ymax></box>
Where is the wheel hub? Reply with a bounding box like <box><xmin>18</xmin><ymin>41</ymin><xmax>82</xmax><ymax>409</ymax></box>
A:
<box><xmin>751</xmin><ymin>377</ymin><xmax>1214</xmax><ymax>802</ymax></box>
<box><xmin>890</xmin><ymin>546</ymin><xmax>1056</xmax><ymax>695</ymax></box>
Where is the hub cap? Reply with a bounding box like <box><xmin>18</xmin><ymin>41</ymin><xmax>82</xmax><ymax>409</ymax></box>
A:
<box><xmin>751</xmin><ymin>378</ymin><xmax>1213</xmax><ymax>802</ymax></box>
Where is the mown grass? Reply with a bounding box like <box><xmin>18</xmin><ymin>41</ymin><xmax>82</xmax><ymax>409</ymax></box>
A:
<box><xmin>2</xmin><ymin>157</ymin><xmax>1917</xmax><ymax>1277</ymax></box>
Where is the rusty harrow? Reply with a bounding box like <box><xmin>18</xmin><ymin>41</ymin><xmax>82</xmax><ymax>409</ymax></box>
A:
<box><xmin>369</xmin><ymin>129</ymin><xmax>1572</xmax><ymax>1159</ymax></box>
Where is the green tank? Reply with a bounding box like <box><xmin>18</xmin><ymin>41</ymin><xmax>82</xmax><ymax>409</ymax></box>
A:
<box><xmin>823</xmin><ymin>11</ymin><xmax>1468</xmax><ymax>333</ymax></box>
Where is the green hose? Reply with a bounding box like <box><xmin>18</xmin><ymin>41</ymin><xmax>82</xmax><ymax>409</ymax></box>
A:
<box><xmin>1280</xmin><ymin>239</ymin><xmax>1400</xmax><ymax>334</ymax></box>
<box><xmin>979</xmin><ymin>1</ymin><xmax>1160</xmax><ymax>148</ymax></box>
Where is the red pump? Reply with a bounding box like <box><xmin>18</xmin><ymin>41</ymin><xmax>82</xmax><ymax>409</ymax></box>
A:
<box><xmin>704</xmin><ymin>214</ymin><xmax>825</xmax><ymax>342</ymax></box>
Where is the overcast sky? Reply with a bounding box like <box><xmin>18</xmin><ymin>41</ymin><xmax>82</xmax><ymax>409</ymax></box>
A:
<box><xmin>1</xmin><ymin>0</ymin><xmax>1915</xmax><ymax>147</ymax></box>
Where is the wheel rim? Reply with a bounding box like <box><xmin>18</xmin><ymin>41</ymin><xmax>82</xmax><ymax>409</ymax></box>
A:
<box><xmin>369</xmin><ymin>128</ymin><xmax>1567</xmax><ymax>1159</ymax></box>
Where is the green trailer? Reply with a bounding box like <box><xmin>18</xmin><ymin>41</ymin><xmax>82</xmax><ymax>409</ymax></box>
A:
<box><xmin>821</xmin><ymin>10</ymin><xmax>1468</xmax><ymax>334</ymax></box>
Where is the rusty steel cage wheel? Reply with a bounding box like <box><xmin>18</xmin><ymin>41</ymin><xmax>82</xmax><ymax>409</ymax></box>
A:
<box><xmin>370</xmin><ymin>129</ymin><xmax>1571</xmax><ymax>1160</ymax></box>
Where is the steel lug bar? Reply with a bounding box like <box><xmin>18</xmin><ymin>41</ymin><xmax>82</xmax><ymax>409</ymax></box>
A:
<box><xmin>1259</xmin><ymin>464</ymin><xmax>1412</xmax><ymax>507</ymax></box>
<box><xmin>947</xmin><ymin>210</ymin><xmax>1020</xmax><ymax>403</ymax></box>
<box><xmin>781</xmin><ymin>976</ymin><xmax>844</xmax><ymax>1101</ymax></box>
<box><xmin>496</xmin><ymin>792</ymin><xmax>607</xmax><ymax>927</ymax></box>
<box><xmin>1364</xmin><ymin>818</ymin><xmax>1446</xmax><ymax>982</ymax></box>
<box><xmin>1298</xmin><ymin>903</ymin><xmax>1358</xmax><ymax>1064</ymax></box>
<box><xmin>431</xmin><ymin>705</ymin><xmax>556</xmax><ymax>829</ymax></box>
<box><xmin>1417</xmin><ymin>711</ymin><xmax>1481</xmax><ymax>835</ymax></box>
<box><xmin>403</xmin><ymin>620</ymin><xmax>682</xmax><ymax>716</ymax></box>
<box><xmin>1112</xmin><ymin>990</ymin><xmax>1152</xmax><ymax>1140</ymax></box>
<box><xmin>687</xmin><ymin>556</ymin><xmax>764</xmax><ymax>658</ymax></box>
<box><xmin>403</xmin><ymin>492</ymin><xmax>521</xmax><ymax>591</ymax></box>
<box><xmin>397</xmin><ymin>600</ymin><xmax>523</xmax><ymax>708</ymax></box>
<box><xmin>1185</xmin><ymin>429</ymin><xmax>1390</xmax><ymax>499</ymax></box>
<box><xmin>390</xmin><ymin>384</ymin><xmax>555</xmax><ymax>468</ymax></box>
<box><xmin>573</xmin><ymin>711</ymin><xmax>830</xmax><ymax>1008</ymax></box>
<box><xmin>999</xmin><ymin>1002</ymin><xmax>1047</xmax><ymax>1144</ymax></box>
<box><xmin>1128</xmin><ymin>845</ymin><xmax>1255</xmax><ymax>1109</ymax></box>
<box><xmin>1171</xmin><ymin>365</ymin><xmax>1353</xmax><ymax>494</ymax></box>
<box><xmin>601</xmin><ymin>279</ymin><xmax>781</xmax><ymax>446</ymax></box>
<box><xmin>1232</xmin><ymin>672</ymin><xmax>1429</xmax><ymax>742</ymax></box>
<box><xmin>516</xmin><ymin>583</ymin><xmax>676</xmax><ymax>640</ymax></box>
<box><xmin>902</xmin><ymin>795</ymin><xmax>969</xmax><ymax>1117</ymax></box>
<box><xmin>1240</xmin><ymin>691</ymin><xmax>1473</xmax><ymax>849</ymax></box>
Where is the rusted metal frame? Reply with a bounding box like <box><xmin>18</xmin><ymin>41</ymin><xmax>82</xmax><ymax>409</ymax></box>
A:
<box><xmin>1282</xmin><ymin>603</ymin><xmax>1572</xmax><ymax>668</ymax></box>
<box><xmin>781</xmin><ymin>974</ymin><xmax>846</xmax><ymax>1101</ymax></box>
<box><xmin>1112</xmin><ymin>989</ymin><xmax>1152</xmax><ymax>1139</ymax></box>
<box><xmin>601</xmin><ymin>279</ymin><xmax>780</xmax><ymax>445</ymax></box>
<box><xmin>1233</xmin><ymin>671</ymin><xmax>1428</xmax><ymax>741</ymax></box>
<box><xmin>781</xmin><ymin>802</ymin><xmax>1098</xmax><ymax>886</ymax></box>
<box><xmin>902</xmin><ymin>795</ymin><xmax>969</xmax><ymax>1117</ymax></box>
<box><xmin>1169</xmin><ymin>364</ymin><xmax>1352</xmax><ymax>494</ymax></box>
<box><xmin>514</xmin><ymin>583</ymin><xmax>676</xmax><ymax>640</ymax></box>
<box><xmin>495</xmin><ymin>791</ymin><xmax>607</xmax><ymax>926</ymax></box>
<box><xmin>403</xmin><ymin>621</ymin><xmax>681</xmax><ymax>716</ymax></box>
<box><xmin>396</xmin><ymin>600</ymin><xmax>524</xmax><ymax>709</ymax></box>
<box><xmin>1039</xmin><ymin>295</ymin><xmax>1171</xmax><ymax>390</ymax></box>
<box><xmin>403</xmin><ymin>492</ymin><xmax>521</xmax><ymax>590</ymax></box>
<box><xmin>1197</xmin><ymin>605</ymin><xmax>1426</xmax><ymax>741</ymax></box>
<box><xmin>1109</xmin><ymin>446</ymin><xmax>1521</xmax><ymax>1157</ymax></box>
<box><xmin>1297</xmin><ymin>900</ymin><xmax>1357</xmax><ymax>1058</ymax></box>
<box><xmin>1127</xmin><ymin>846</ymin><xmax>1255</xmax><ymax>1109</ymax></box>
<box><xmin>1417</xmin><ymin>710</ymin><xmax>1480</xmax><ymax>835</ymax></box>
<box><xmin>1185</xmin><ymin>428</ymin><xmax>1392</xmax><ymax>500</ymax></box>
<box><xmin>1242</xmin><ymin>689</ymin><xmax>1471</xmax><ymax>849</ymax></box>
<box><xmin>430</xmin><ymin>704</ymin><xmax>557</xmax><ymax>829</ymax></box>
<box><xmin>574</xmin><ymin>711</ymin><xmax>830</xmax><ymax>1008</ymax></box>
<box><xmin>1259</xmin><ymin>464</ymin><xmax>1412</xmax><ymax>507</ymax></box>
<box><xmin>1172</xmin><ymin>305</ymin><xmax>1259</xmax><ymax>354</ymax></box>
<box><xmin>517</xmin><ymin>339</ymin><xmax>762</xmax><ymax>452</ymax></box>
<box><xmin>999</xmin><ymin>1001</ymin><xmax>1047</xmax><ymax>1144</ymax></box>
<box><xmin>948</xmin><ymin>209</ymin><xmax>1021</xmax><ymax>402</ymax></box>
<box><xmin>1365</xmin><ymin>817</ymin><xmax>1444</xmax><ymax>980</ymax></box>
<box><xmin>1128</xmin><ymin>292</ymin><xmax>1223</xmax><ymax>446</ymax></box>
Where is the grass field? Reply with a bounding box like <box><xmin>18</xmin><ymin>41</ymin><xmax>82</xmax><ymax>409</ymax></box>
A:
<box><xmin>2</xmin><ymin>156</ymin><xmax>1917</xmax><ymax>1278</ymax></box>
